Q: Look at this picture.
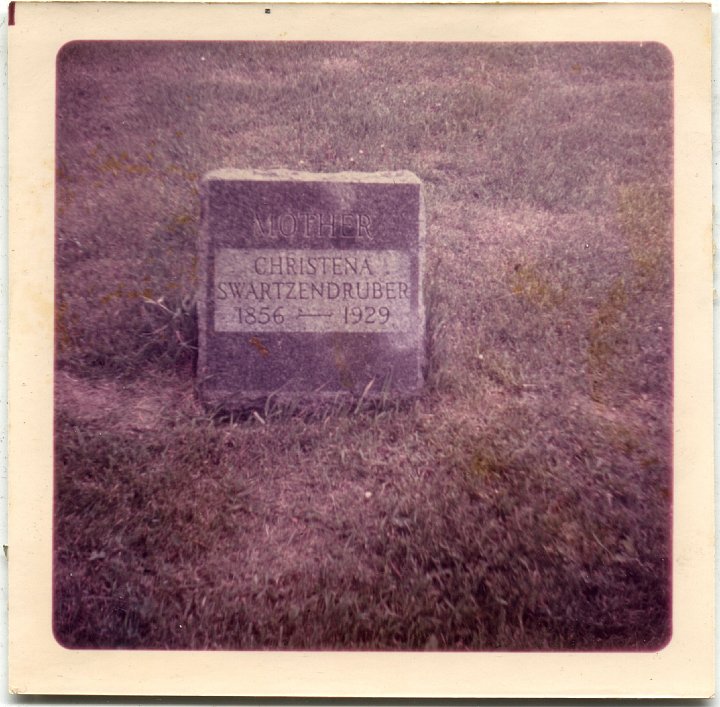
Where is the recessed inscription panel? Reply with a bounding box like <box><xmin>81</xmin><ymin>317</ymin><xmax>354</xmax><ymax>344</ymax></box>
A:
<box><xmin>214</xmin><ymin>248</ymin><xmax>413</xmax><ymax>333</ymax></box>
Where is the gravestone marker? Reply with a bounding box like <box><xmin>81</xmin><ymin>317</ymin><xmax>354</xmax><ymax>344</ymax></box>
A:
<box><xmin>198</xmin><ymin>169</ymin><xmax>425</xmax><ymax>409</ymax></box>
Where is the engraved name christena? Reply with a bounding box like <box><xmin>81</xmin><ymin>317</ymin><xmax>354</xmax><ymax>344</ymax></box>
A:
<box><xmin>253</xmin><ymin>211</ymin><xmax>372</xmax><ymax>241</ymax></box>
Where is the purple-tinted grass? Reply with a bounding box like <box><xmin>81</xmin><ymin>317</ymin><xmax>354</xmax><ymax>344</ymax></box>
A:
<box><xmin>54</xmin><ymin>42</ymin><xmax>672</xmax><ymax>649</ymax></box>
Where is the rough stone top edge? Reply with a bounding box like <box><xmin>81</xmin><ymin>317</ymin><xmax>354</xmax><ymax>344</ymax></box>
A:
<box><xmin>202</xmin><ymin>168</ymin><xmax>421</xmax><ymax>185</ymax></box>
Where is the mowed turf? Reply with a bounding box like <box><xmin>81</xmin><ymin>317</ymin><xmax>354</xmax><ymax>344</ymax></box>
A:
<box><xmin>54</xmin><ymin>42</ymin><xmax>673</xmax><ymax>649</ymax></box>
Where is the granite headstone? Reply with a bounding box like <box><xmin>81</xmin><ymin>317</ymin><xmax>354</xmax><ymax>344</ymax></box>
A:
<box><xmin>198</xmin><ymin>169</ymin><xmax>425</xmax><ymax>409</ymax></box>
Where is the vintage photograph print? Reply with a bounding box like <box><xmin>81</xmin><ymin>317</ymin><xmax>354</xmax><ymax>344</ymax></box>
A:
<box><xmin>54</xmin><ymin>41</ymin><xmax>673</xmax><ymax>651</ymax></box>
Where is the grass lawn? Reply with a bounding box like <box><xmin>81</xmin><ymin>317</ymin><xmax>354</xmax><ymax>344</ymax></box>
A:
<box><xmin>54</xmin><ymin>41</ymin><xmax>673</xmax><ymax>650</ymax></box>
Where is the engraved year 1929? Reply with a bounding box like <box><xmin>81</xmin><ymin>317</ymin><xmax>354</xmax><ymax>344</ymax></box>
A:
<box><xmin>343</xmin><ymin>305</ymin><xmax>391</xmax><ymax>325</ymax></box>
